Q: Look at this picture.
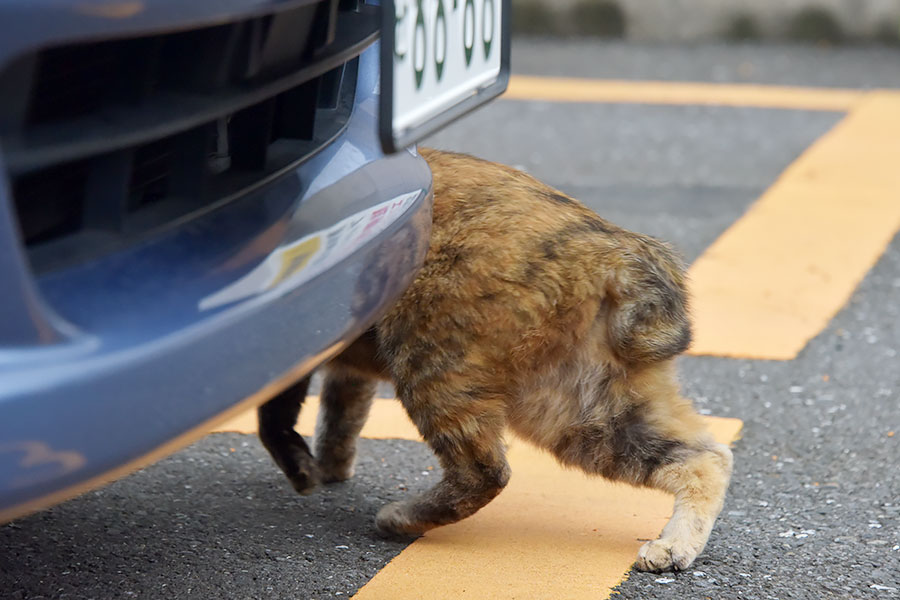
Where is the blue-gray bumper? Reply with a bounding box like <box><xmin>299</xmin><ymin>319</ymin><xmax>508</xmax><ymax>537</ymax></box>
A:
<box><xmin>0</xmin><ymin>37</ymin><xmax>432</xmax><ymax>521</ymax></box>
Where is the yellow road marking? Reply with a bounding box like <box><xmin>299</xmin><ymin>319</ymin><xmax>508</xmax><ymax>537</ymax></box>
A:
<box><xmin>214</xmin><ymin>404</ymin><xmax>741</xmax><ymax>600</ymax></box>
<box><xmin>214</xmin><ymin>397</ymin><xmax>421</xmax><ymax>440</ymax></box>
<box><xmin>688</xmin><ymin>91</ymin><xmax>900</xmax><ymax>359</ymax></box>
<box><xmin>505</xmin><ymin>75</ymin><xmax>866</xmax><ymax>111</ymax></box>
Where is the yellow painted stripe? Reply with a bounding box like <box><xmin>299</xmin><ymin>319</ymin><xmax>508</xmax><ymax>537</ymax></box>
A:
<box><xmin>214</xmin><ymin>396</ymin><xmax>421</xmax><ymax>440</ymax></box>
<box><xmin>688</xmin><ymin>91</ymin><xmax>900</xmax><ymax>359</ymax></box>
<box><xmin>505</xmin><ymin>75</ymin><xmax>866</xmax><ymax>111</ymax></box>
<box><xmin>215</xmin><ymin>404</ymin><xmax>740</xmax><ymax>600</ymax></box>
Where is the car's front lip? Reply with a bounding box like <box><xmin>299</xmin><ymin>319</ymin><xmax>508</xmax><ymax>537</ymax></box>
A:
<box><xmin>0</xmin><ymin>44</ymin><xmax>433</xmax><ymax>522</ymax></box>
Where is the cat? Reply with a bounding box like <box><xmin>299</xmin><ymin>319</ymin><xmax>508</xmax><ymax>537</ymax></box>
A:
<box><xmin>257</xmin><ymin>147</ymin><xmax>733</xmax><ymax>572</ymax></box>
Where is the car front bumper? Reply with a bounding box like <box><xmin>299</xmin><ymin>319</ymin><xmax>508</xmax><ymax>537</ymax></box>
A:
<box><xmin>0</xmin><ymin>39</ymin><xmax>432</xmax><ymax>522</ymax></box>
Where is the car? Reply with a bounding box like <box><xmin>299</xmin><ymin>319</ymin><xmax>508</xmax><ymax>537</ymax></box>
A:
<box><xmin>0</xmin><ymin>0</ymin><xmax>508</xmax><ymax>522</ymax></box>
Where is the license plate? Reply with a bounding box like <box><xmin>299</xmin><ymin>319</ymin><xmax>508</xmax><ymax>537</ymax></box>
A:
<box><xmin>380</xmin><ymin>0</ymin><xmax>510</xmax><ymax>153</ymax></box>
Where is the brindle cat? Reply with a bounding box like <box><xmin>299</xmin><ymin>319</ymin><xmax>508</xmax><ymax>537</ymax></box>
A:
<box><xmin>257</xmin><ymin>148</ymin><xmax>733</xmax><ymax>572</ymax></box>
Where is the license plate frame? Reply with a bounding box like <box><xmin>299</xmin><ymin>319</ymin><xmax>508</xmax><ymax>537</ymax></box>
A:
<box><xmin>379</xmin><ymin>0</ymin><xmax>511</xmax><ymax>154</ymax></box>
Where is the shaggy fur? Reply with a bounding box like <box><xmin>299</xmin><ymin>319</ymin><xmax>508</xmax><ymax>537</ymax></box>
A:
<box><xmin>257</xmin><ymin>148</ymin><xmax>733</xmax><ymax>572</ymax></box>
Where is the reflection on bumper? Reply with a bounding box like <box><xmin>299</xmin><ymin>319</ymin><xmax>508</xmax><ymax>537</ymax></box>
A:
<box><xmin>201</xmin><ymin>190</ymin><xmax>421</xmax><ymax>311</ymax></box>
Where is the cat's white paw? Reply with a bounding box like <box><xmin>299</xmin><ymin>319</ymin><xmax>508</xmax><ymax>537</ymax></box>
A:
<box><xmin>319</xmin><ymin>460</ymin><xmax>354</xmax><ymax>484</ymax></box>
<box><xmin>375</xmin><ymin>502</ymin><xmax>424</xmax><ymax>537</ymax></box>
<box><xmin>634</xmin><ymin>537</ymin><xmax>700</xmax><ymax>572</ymax></box>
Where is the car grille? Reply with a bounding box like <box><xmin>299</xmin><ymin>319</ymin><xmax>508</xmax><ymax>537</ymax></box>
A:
<box><xmin>0</xmin><ymin>0</ymin><xmax>375</xmax><ymax>272</ymax></box>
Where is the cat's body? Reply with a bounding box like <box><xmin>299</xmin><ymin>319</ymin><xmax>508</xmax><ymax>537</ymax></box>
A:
<box><xmin>258</xmin><ymin>148</ymin><xmax>733</xmax><ymax>572</ymax></box>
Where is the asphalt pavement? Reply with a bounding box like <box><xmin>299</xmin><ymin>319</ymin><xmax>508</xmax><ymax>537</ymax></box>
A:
<box><xmin>3</xmin><ymin>41</ymin><xmax>899</xmax><ymax>599</ymax></box>
<box><xmin>510</xmin><ymin>39</ymin><xmax>900</xmax><ymax>88</ymax></box>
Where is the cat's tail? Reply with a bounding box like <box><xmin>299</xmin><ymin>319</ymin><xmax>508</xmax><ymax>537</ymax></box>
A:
<box><xmin>604</xmin><ymin>235</ymin><xmax>692</xmax><ymax>364</ymax></box>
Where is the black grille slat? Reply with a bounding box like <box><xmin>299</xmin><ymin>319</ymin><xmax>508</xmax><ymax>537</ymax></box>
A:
<box><xmin>129</xmin><ymin>139</ymin><xmax>175</xmax><ymax>212</ymax></box>
<box><xmin>13</xmin><ymin>161</ymin><xmax>88</xmax><ymax>245</ymax></box>
<box><xmin>27</xmin><ymin>38</ymin><xmax>161</xmax><ymax>126</ymax></box>
<box><xmin>1</xmin><ymin>0</ymin><xmax>367</xmax><ymax>273</ymax></box>
<box><xmin>28</xmin><ymin>47</ymin><xmax>121</xmax><ymax>121</ymax></box>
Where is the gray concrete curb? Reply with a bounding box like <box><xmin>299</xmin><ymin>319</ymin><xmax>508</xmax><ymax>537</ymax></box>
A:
<box><xmin>513</xmin><ymin>0</ymin><xmax>900</xmax><ymax>43</ymax></box>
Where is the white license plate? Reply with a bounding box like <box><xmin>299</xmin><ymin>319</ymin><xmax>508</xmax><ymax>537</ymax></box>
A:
<box><xmin>380</xmin><ymin>0</ymin><xmax>510</xmax><ymax>153</ymax></box>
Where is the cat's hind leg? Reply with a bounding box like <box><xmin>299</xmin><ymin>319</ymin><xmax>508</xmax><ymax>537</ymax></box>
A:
<box><xmin>314</xmin><ymin>369</ymin><xmax>377</xmax><ymax>483</ymax></box>
<box><xmin>634</xmin><ymin>437</ymin><xmax>732</xmax><ymax>572</ymax></box>
<box><xmin>375</xmin><ymin>382</ymin><xmax>511</xmax><ymax>537</ymax></box>
<box><xmin>258</xmin><ymin>375</ymin><xmax>319</xmax><ymax>494</ymax></box>
<box><xmin>543</xmin><ymin>361</ymin><xmax>732</xmax><ymax>572</ymax></box>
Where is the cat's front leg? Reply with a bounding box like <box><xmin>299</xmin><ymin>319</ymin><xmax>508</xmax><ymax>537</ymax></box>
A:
<box><xmin>257</xmin><ymin>375</ymin><xmax>320</xmax><ymax>494</ymax></box>
<box><xmin>375</xmin><ymin>386</ymin><xmax>510</xmax><ymax>536</ymax></box>
<box><xmin>314</xmin><ymin>370</ymin><xmax>377</xmax><ymax>483</ymax></box>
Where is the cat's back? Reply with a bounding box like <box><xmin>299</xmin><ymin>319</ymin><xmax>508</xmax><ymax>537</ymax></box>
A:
<box><xmin>377</xmin><ymin>150</ymin><xmax>618</xmax><ymax>361</ymax></box>
<box><xmin>417</xmin><ymin>148</ymin><xmax>624</xmax><ymax>266</ymax></box>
